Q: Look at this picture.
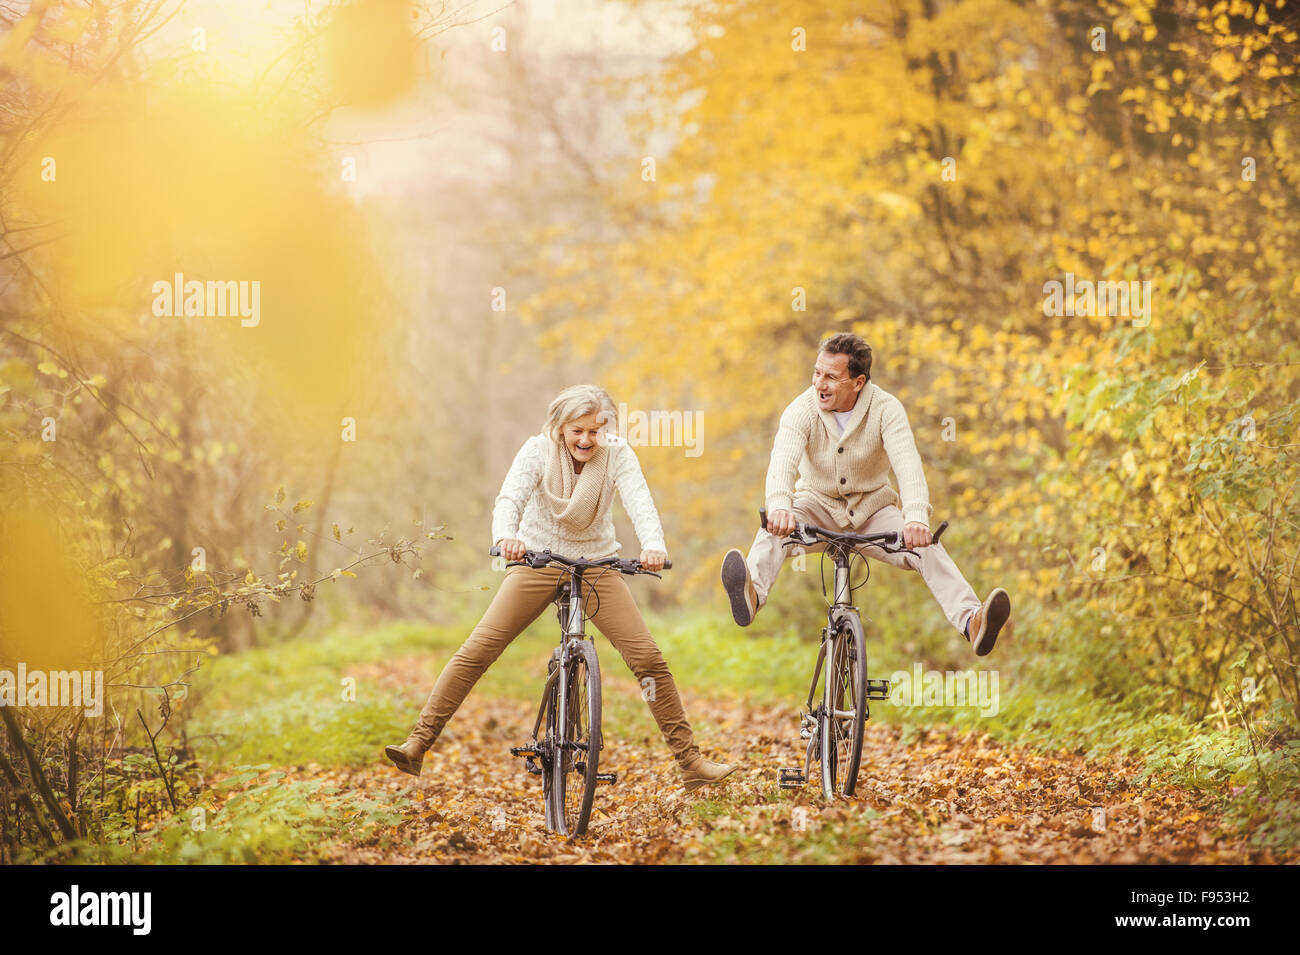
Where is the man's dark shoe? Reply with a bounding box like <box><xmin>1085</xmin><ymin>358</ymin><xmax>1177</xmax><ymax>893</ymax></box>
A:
<box><xmin>721</xmin><ymin>549</ymin><xmax>758</xmax><ymax>627</ymax></box>
<box><xmin>967</xmin><ymin>588</ymin><xmax>1010</xmax><ymax>657</ymax></box>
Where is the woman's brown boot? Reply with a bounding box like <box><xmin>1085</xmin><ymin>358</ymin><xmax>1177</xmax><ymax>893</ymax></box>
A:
<box><xmin>679</xmin><ymin>753</ymin><xmax>739</xmax><ymax>793</ymax></box>
<box><xmin>384</xmin><ymin>737</ymin><xmax>429</xmax><ymax>777</ymax></box>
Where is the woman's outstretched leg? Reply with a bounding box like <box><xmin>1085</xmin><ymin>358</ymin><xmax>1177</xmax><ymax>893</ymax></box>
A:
<box><xmin>385</xmin><ymin>566</ymin><xmax>556</xmax><ymax>775</ymax></box>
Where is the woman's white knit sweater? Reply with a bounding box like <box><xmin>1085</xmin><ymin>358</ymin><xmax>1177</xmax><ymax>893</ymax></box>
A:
<box><xmin>491</xmin><ymin>432</ymin><xmax>668</xmax><ymax>560</ymax></box>
<box><xmin>765</xmin><ymin>384</ymin><xmax>933</xmax><ymax>529</ymax></box>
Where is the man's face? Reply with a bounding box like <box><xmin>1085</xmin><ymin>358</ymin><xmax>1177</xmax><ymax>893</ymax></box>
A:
<box><xmin>812</xmin><ymin>350</ymin><xmax>866</xmax><ymax>413</ymax></box>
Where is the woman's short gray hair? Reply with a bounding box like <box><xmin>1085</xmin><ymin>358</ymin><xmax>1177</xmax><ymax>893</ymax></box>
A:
<box><xmin>544</xmin><ymin>385</ymin><xmax>618</xmax><ymax>443</ymax></box>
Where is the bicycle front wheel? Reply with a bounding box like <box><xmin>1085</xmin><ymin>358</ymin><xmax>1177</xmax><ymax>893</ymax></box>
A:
<box><xmin>821</xmin><ymin>613</ymin><xmax>867</xmax><ymax>798</ymax></box>
<box><xmin>553</xmin><ymin>640</ymin><xmax>602</xmax><ymax>837</ymax></box>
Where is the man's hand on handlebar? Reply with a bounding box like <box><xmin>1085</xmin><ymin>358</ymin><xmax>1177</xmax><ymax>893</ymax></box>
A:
<box><xmin>495</xmin><ymin>538</ymin><xmax>527</xmax><ymax>561</ymax></box>
<box><xmin>639</xmin><ymin>548</ymin><xmax>667</xmax><ymax>572</ymax></box>
<box><xmin>766</xmin><ymin>509</ymin><xmax>798</xmax><ymax>537</ymax></box>
<box><xmin>902</xmin><ymin>522</ymin><xmax>932</xmax><ymax>549</ymax></box>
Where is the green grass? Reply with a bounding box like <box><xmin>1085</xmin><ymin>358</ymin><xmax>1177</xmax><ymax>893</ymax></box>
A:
<box><xmin>186</xmin><ymin>619</ymin><xmax>434</xmax><ymax>768</ymax></box>
<box><xmin>41</xmin><ymin>767</ymin><xmax>412</xmax><ymax>865</ymax></box>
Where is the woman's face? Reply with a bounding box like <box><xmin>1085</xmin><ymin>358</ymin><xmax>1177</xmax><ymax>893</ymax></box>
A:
<box><xmin>562</xmin><ymin>411</ymin><xmax>605</xmax><ymax>466</ymax></box>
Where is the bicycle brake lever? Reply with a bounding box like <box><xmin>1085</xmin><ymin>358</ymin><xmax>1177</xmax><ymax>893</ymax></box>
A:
<box><xmin>618</xmin><ymin>560</ymin><xmax>663</xmax><ymax>578</ymax></box>
<box><xmin>880</xmin><ymin>539</ymin><xmax>918</xmax><ymax>558</ymax></box>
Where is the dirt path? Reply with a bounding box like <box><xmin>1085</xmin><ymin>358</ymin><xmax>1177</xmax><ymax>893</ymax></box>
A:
<box><xmin>304</xmin><ymin>667</ymin><xmax>1289</xmax><ymax>864</ymax></box>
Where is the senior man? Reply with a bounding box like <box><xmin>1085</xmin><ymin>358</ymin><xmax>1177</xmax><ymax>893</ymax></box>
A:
<box><xmin>720</xmin><ymin>332</ymin><xmax>1010</xmax><ymax>654</ymax></box>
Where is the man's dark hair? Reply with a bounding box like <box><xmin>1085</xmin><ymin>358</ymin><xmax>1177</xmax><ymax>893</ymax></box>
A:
<box><xmin>819</xmin><ymin>332</ymin><xmax>872</xmax><ymax>381</ymax></box>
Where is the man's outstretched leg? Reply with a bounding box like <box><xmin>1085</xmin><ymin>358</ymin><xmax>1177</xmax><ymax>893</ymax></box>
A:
<box><xmin>721</xmin><ymin>500</ymin><xmax>830</xmax><ymax>627</ymax></box>
<box><xmin>857</xmin><ymin>505</ymin><xmax>1011</xmax><ymax>656</ymax></box>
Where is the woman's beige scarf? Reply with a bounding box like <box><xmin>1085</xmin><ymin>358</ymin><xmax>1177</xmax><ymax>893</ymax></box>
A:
<box><xmin>540</xmin><ymin>435</ymin><xmax>613</xmax><ymax>532</ymax></box>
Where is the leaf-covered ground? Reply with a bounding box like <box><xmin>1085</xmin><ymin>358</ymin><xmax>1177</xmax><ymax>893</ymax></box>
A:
<box><xmin>290</xmin><ymin>660</ymin><xmax>1294</xmax><ymax>864</ymax></box>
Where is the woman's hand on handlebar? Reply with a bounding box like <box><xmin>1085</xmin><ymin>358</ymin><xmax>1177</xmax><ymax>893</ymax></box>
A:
<box><xmin>639</xmin><ymin>548</ymin><xmax>667</xmax><ymax>572</ymax></box>
<box><xmin>496</xmin><ymin>538</ymin><xmax>527</xmax><ymax>561</ymax></box>
<box><xmin>766</xmin><ymin>509</ymin><xmax>798</xmax><ymax>537</ymax></box>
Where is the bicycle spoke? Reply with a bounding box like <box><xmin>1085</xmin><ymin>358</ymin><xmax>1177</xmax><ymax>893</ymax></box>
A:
<box><xmin>835</xmin><ymin>653</ymin><xmax>853</xmax><ymax>790</ymax></box>
<box><xmin>561</xmin><ymin>657</ymin><xmax>590</xmax><ymax>833</ymax></box>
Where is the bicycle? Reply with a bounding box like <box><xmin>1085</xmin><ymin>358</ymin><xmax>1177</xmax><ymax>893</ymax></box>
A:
<box><xmin>487</xmin><ymin>544</ymin><xmax>671</xmax><ymax>837</ymax></box>
<box><xmin>758</xmin><ymin>508</ymin><xmax>949</xmax><ymax>799</ymax></box>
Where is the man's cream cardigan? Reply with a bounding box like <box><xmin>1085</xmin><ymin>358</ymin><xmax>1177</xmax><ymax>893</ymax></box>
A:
<box><xmin>764</xmin><ymin>384</ymin><xmax>932</xmax><ymax>530</ymax></box>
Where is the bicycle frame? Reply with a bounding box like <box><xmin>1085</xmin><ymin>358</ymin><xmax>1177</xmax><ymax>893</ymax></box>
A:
<box><xmin>806</xmin><ymin>561</ymin><xmax>857</xmax><ymax>696</ymax></box>
<box><xmin>802</xmin><ymin>551</ymin><xmax>857</xmax><ymax>711</ymax></box>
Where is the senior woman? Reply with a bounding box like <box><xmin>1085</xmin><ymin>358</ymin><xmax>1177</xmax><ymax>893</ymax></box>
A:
<box><xmin>384</xmin><ymin>385</ymin><xmax>737</xmax><ymax>792</ymax></box>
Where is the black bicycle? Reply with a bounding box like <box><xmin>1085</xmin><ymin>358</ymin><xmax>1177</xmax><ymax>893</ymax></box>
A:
<box><xmin>488</xmin><ymin>545</ymin><xmax>670</xmax><ymax>837</ymax></box>
<box><xmin>760</xmin><ymin>508</ymin><xmax>948</xmax><ymax>799</ymax></box>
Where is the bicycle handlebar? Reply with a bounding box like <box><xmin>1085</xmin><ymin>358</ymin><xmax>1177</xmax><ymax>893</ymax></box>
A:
<box><xmin>488</xmin><ymin>545</ymin><xmax>671</xmax><ymax>576</ymax></box>
<box><xmin>759</xmin><ymin>507</ymin><xmax>948</xmax><ymax>555</ymax></box>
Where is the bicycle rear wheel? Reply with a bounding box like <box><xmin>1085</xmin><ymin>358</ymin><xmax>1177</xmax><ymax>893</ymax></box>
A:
<box><xmin>821</xmin><ymin>614</ymin><xmax>867</xmax><ymax>798</ymax></box>
<box><xmin>553</xmin><ymin>640</ymin><xmax>602</xmax><ymax>837</ymax></box>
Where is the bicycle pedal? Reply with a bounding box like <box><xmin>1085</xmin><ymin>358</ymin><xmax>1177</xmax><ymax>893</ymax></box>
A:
<box><xmin>778</xmin><ymin>767</ymin><xmax>806</xmax><ymax>789</ymax></box>
<box><xmin>511</xmin><ymin>745</ymin><xmax>539</xmax><ymax>759</ymax></box>
<box><xmin>865</xmin><ymin>679</ymin><xmax>891</xmax><ymax>700</ymax></box>
<box><xmin>595</xmin><ymin>772</ymin><xmax>617</xmax><ymax>785</ymax></box>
